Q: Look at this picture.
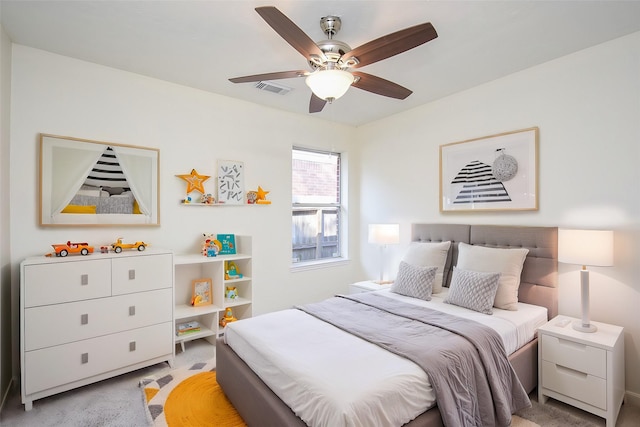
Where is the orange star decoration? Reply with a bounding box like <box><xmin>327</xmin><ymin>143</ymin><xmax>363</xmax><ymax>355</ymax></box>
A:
<box><xmin>176</xmin><ymin>169</ymin><xmax>210</xmax><ymax>194</ymax></box>
<box><xmin>255</xmin><ymin>186</ymin><xmax>271</xmax><ymax>204</ymax></box>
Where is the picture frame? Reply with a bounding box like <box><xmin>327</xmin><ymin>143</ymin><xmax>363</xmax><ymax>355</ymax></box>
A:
<box><xmin>217</xmin><ymin>160</ymin><xmax>244</xmax><ymax>205</ymax></box>
<box><xmin>439</xmin><ymin>127</ymin><xmax>538</xmax><ymax>212</ymax></box>
<box><xmin>40</xmin><ymin>134</ymin><xmax>160</xmax><ymax>226</ymax></box>
<box><xmin>191</xmin><ymin>278</ymin><xmax>213</xmax><ymax>306</ymax></box>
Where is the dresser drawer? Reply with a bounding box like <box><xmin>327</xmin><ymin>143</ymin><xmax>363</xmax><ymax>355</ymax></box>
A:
<box><xmin>541</xmin><ymin>334</ymin><xmax>606</xmax><ymax>378</ymax></box>
<box><xmin>23</xmin><ymin>260</ymin><xmax>111</xmax><ymax>307</ymax></box>
<box><xmin>111</xmin><ymin>254</ymin><xmax>172</xmax><ymax>295</ymax></box>
<box><xmin>24</xmin><ymin>322</ymin><xmax>173</xmax><ymax>395</ymax></box>
<box><xmin>24</xmin><ymin>289</ymin><xmax>173</xmax><ymax>351</ymax></box>
<box><xmin>541</xmin><ymin>360</ymin><xmax>607</xmax><ymax>409</ymax></box>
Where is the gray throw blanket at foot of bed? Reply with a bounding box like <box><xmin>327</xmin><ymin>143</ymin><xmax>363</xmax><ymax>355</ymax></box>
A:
<box><xmin>297</xmin><ymin>293</ymin><xmax>531</xmax><ymax>427</ymax></box>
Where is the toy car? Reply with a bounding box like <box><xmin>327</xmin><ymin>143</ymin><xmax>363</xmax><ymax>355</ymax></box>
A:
<box><xmin>111</xmin><ymin>238</ymin><xmax>147</xmax><ymax>253</ymax></box>
<box><xmin>52</xmin><ymin>241</ymin><xmax>94</xmax><ymax>257</ymax></box>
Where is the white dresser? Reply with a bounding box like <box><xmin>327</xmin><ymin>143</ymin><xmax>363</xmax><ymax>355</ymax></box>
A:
<box><xmin>20</xmin><ymin>250</ymin><xmax>174</xmax><ymax>410</ymax></box>
<box><xmin>538</xmin><ymin>315</ymin><xmax>624</xmax><ymax>427</ymax></box>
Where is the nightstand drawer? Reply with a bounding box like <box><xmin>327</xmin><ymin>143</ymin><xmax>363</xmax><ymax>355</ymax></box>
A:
<box><xmin>541</xmin><ymin>334</ymin><xmax>606</xmax><ymax>378</ymax></box>
<box><xmin>541</xmin><ymin>360</ymin><xmax>607</xmax><ymax>410</ymax></box>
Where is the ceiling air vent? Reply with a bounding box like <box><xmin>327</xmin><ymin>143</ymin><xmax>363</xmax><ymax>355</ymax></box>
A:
<box><xmin>255</xmin><ymin>81</ymin><xmax>292</xmax><ymax>95</ymax></box>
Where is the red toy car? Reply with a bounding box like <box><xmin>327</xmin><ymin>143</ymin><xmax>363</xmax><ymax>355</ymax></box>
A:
<box><xmin>52</xmin><ymin>241</ymin><xmax>94</xmax><ymax>257</ymax></box>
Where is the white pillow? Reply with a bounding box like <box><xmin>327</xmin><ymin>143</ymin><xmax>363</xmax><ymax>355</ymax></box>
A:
<box><xmin>456</xmin><ymin>242</ymin><xmax>529</xmax><ymax>311</ymax></box>
<box><xmin>402</xmin><ymin>241</ymin><xmax>451</xmax><ymax>293</ymax></box>
<box><xmin>390</xmin><ymin>262</ymin><xmax>437</xmax><ymax>301</ymax></box>
<box><xmin>444</xmin><ymin>267</ymin><xmax>501</xmax><ymax>315</ymax></box>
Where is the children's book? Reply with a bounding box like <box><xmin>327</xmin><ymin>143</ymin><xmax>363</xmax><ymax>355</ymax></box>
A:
<box><xmin>176</xmin><ymin>321</ymin><xmax>201</xmax><ymax>336</ymax></box>
<box><xmin>217</xmin><ymin>234</ymin><xmax>236</xmax><ymax>255</ymax></box>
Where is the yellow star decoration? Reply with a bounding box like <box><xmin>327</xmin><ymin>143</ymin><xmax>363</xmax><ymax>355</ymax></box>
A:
<box><xmin>176</xmin><ymin>169</ymin><xmax>210</xmax><ymax>194</ymax></box>
<box><xmin>256</xmin><ymin>186</ymin><xmax>269</xmax><ymax>200</ymax></box>
<box><xmin>256</xmin><ymin>186</ymin><xmax>271</xmax><ymax>204</ymax></box>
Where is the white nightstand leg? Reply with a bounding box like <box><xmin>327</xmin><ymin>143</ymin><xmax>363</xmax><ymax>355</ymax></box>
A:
<box><xmin>538</xmin><ymin>391</ymin><xmax>548</xmax><ymax>404</ymax></box>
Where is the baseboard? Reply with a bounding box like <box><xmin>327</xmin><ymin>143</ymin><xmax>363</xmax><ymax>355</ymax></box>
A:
<box><xmin>625</xmin><ymin>390</ymin><xmax>640</xmax><ymax>408</ymax></box>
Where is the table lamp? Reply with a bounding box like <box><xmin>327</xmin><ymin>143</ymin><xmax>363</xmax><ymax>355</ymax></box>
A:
<box><xmin>368</xmin><ymin>224</ymin><xmax>400</xmax><ymax>284</ymax></box>
<box><xmin>558</xmin><ymin>229</ymin><xmax>614</xmax><ymax>333</ymax></box>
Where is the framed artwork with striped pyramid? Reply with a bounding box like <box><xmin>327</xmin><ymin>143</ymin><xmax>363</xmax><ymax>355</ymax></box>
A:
<box><xmin>439</xmin><ymin>127</ymin><xmax>538</xmax><ymax>212</ymax></box>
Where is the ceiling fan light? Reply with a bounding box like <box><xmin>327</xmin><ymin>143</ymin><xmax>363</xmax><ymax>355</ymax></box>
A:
<box><xmin>305</xmin><ymin>69</ymin><xmax>354</xmax><ymax>101</ymax></box>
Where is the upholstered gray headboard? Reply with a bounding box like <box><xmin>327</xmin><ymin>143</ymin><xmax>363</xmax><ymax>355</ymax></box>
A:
<box><xmin>411</xmin><ymin>224</ymin><xmax>558</xmax><ymax>319</ymax></box>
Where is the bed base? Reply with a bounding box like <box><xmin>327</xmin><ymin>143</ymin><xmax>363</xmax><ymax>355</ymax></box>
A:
<box><xmin>217</xmin><ymin>336</ymin><xmax>538</xmax><ymax>426</ymax></box>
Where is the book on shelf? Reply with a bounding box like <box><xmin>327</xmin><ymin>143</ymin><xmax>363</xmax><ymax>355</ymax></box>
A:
<box><xmin>176</xmin><ymin>321</ymin><xmax>201</xmax><ymax>336</ymax></box>
<box><xmin>217</xmin><ymin>234</ymin><xmax>236</xmax><ymax>255</ymax></box>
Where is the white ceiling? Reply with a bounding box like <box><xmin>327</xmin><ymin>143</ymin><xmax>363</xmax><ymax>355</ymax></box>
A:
<box><xmin>2</xmin><ymin>1</ymin><xmax>640</xmax><ymax>127</ymax></box>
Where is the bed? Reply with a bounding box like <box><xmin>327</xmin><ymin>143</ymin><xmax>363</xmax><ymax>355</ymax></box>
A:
<box><xmin>217</xmin><ymin>224</ymin><xmax>558</xmax><ymax>426</ymax></box>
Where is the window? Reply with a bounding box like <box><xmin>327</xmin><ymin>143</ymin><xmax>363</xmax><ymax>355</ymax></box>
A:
<box><xmin>292</xmin><ymin>147</ymin><xmax>342</xmax><ymax>264</ymax></box>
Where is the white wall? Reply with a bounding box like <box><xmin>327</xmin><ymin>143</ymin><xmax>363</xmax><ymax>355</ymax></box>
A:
<box><xmin>8</xmin><ymin>44</ymin><xmax>360</xmax><ymax>328</ymax></box>
<box><xmin>358</xmin><ymin>32</ymin><xmax>640</xmax><ymax>399</ymax></box>
<box><xmin>0</xmin><ymin>22</ymin><xmax>13</xmax><ymax>411</ymax></box>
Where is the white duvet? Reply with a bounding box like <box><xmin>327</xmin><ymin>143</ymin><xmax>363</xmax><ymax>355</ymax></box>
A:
<box><xmin>224</xmin><ymin>289</ymin><xmax>547</xmax><ymax>427</ymax></box>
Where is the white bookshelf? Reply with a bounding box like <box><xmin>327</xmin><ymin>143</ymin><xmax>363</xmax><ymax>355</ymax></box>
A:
<box><xmin>173</xmin><ymin>236</ymin><xmax>252</xmax><ymax>351</ymax></box>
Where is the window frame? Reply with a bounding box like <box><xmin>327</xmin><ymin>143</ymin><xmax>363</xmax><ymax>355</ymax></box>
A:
<box><xmin>291</xmin><ymin>146</ymin><xmax>346</xmax><ymax>269</ymax></box>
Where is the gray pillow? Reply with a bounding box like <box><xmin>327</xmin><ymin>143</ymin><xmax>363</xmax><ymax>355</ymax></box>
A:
<box><xmin>444</xmin><ymin>267</ymin><xmax>501</xmax><ymax>315</ymax></box>
<box><xmin>96</xmin><ymin>192</ymin><xmax>134</xmax><ymax>214</ymax></box>
<box><xmin>390</xmin><ymin>261</ymin><xmax>437</xmax><ymax>301</ymax></box>
<box><xmin>402</xmin><ymin>241</ymin><xmax>451</xmax><ymax>294</ymax></box>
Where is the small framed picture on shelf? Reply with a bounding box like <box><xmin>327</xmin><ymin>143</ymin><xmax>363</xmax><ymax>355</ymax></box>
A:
<box><xmin>217</xmin><ymin>234</ymin><xmax>236</xmax><ymax>255</ymax></box>
<box><xmin>191</xmin><ymin>278</ymin><xmax>212</xmax><ymax>306</ymax></box>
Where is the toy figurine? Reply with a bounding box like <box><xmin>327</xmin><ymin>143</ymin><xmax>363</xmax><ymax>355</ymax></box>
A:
<box><xmin>201</xmin><ymin>193</ymin><xmax>215</xmax><ymax>204</ymax></box>
<box><xmin>202</xmin><ymin>233</ymin><xmax>222</xmax><ymax>257</ymax></box>
<box><xmin>225</xmin><ymin>286</ymin><xmax>238</xmax><ymax>299</ymax></box>
<box><xmin>225</xmin><ymin>261</ymin><xmax>243</xmax><ymax>280</ymax></box>
<box><xmin>246</xmin><ymin>191</ymin><xmax>257</xmax><ymax>204</ymax></box>
<box><xmin>219</xmin><ymin>307</ymin><xmax>237</xmax><ymax>327</ymax></box>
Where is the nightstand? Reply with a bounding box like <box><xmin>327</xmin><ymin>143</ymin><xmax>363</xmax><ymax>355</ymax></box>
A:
<box><xmin>348</xmin><ymin>280</ymin><xmax>392</xmax><ymax>294</ymax></box>
<box><xmin>538</xmin><ymin>315</ymin><xmax>624</xmax><ymax>427</ymax></box>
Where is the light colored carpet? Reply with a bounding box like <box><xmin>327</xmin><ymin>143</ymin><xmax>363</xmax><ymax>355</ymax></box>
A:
<box><xmin>515</xmin><ymin>397</ymin><xmax>601</xmax><ymax>427</ymax></box>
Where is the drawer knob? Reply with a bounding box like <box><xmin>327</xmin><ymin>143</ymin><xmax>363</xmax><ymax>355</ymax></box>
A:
<box><xmin>81</xmin><ymin>353</ymin><xmax>89</xmax><ymax>364</ymax></box>
<box><xmin>81</xmin><ymin>314</ymin><xmax>89</xmax><ymax>325</ymax></box>
<box><xmin>129</xmin><ymin>341</ymin><xmax>136</xmax><ymax>352</ymax></box>
<box><xmin>129</xmin><ymin>306</ymin><xmax>136</xmax><ymax>316</ymax></box>
<box><xmin>81</xmin><ymin>274</ymin><xmax>89</xmax><ymax>286</ymax></box>
<box><xmin>128</xmin><ymin>269</ymin><xmax>136</xmax><ymax>280</ymax></box>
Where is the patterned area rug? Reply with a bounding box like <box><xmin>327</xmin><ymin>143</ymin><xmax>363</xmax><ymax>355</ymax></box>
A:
<box><xmin>140</xmin><ymin>360</ymin><xmax>246</xmax><ymax>427</ymax></box>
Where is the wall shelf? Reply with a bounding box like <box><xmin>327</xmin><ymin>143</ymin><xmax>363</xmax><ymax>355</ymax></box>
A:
<box><xmin>179</xmin><ymin>202</ymin><xmax>269</xmax><ymax>206</ymax></box>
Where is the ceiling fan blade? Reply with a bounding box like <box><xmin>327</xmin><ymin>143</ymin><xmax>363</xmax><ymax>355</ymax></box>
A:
<box><xmin>309</xmin><ymin>93</ymin><xmax>327</xmax><ymax>113</ymax></box>
<box><xmin>342</xmin><ymin>22</ymin><xmax>437</xmax><ymax>69</ymax></box>
<box><xmin>255</xmin><ymin>6</ymin><xmax>326</xmax><ymax>62</ymax></box>
<box><xmin>351</xmin><ymin>72</ymin><xmax>412</xmax><ymax>99</ymax></box>
<box><xmin>229</xmin><ymin>70</ymin><xmax>308</xmax><ymax>83</ymax></box>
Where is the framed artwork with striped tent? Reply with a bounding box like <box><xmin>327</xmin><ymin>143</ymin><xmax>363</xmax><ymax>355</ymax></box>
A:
<box><xmin>439</xmin><ymin>127</ymin><xmax>538</xmax><ymax>212</ymax></box>
<box><xmin>40</xmin><ymin>134</ymin><xmax>160</xmax><ymax>226</ymax></box>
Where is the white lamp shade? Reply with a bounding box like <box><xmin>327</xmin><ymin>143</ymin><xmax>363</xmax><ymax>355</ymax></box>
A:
<box><xmin>305</xmin><ymin>69</ymin><xmax>354</xmax><ymax>101</ymax></box>
<box><xmin>558</xmin><ymin>229</ymin><xmax>614</xmax><ymax>267</ymax></box>
<box><xmin>368</xmin><ymin>224</ymin><xmax>400</xmax><ymax>245</ymax></box>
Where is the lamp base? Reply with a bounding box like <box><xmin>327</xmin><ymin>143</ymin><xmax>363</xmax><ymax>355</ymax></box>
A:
<box><xmin>572</xmin><ymin>320</ymin><xmax>597</xmax><ymax>333</ymax></box>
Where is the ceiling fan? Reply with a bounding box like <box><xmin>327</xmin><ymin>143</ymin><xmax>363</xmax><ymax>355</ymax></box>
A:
<box><xmin>229</xmin><ymin>6</ymin><xmax>438</xmax><ymax>113</ymax></box>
